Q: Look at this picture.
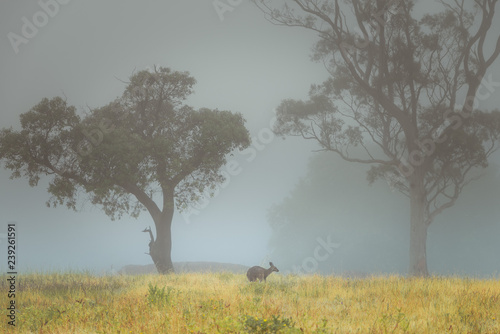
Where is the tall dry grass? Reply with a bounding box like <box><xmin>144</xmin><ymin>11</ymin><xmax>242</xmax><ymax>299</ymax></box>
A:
<box><xmin>0</xmin><ymin>271</ymin><xmax>498</xmax><ymax>333</ymax></box>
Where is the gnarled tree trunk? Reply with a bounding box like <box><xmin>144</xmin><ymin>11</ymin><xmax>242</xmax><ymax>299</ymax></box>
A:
<box><xmin>146</xmin><ymin>189</ymin><xmax>175</xmax><ymax>274</ymax></box>
<box><xmin>150</xmin><ymin>218</ymin><xmax>174</xmax><ymax>274</ymax></box>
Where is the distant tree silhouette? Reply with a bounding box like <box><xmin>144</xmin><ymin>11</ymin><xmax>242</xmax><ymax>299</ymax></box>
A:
<box><xmin>254</xmin><ymin>0</ymin><xmax>500</xmax><ymax>276</ymax></box>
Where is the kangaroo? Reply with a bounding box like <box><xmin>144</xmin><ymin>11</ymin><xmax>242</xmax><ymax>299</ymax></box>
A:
<box><xmin>246</xmin><ymin>262</ymin><xmax>279</xmax><ymax>282</ymax></box>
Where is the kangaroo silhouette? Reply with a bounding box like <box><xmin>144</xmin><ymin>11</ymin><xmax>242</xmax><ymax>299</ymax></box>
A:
<box><xmin>246</xmin><ymin>262</ymin><xmax>279</xmax><ymax>282</ymax></box>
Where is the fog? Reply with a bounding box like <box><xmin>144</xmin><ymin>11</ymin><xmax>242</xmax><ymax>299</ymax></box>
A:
<box><xmin>0</xmin><ymin>1</ymin><xmax>499</xmax><ymax>276</ymax></box>
<box><xmin>269</xmin><ymin>152</ymin><xmax>500</xmax><ymax>277</ymax></box>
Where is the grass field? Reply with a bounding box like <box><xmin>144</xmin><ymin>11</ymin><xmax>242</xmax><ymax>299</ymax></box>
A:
<box><xmin>0</xmin><ymin>271</ymin><xmax>498</xmax><ymax>333</ymax></box>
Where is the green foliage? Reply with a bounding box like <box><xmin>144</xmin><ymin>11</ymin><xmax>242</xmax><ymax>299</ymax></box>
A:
<box><xmin>146</xmin><ymin>283</ymin><xmax>177</xmax><ymax>307</ymax></box>
<box><xmin>0</xmin><ymin>97</ymin><xmax>80</xmax><ymax>189</ymax></box>
<box><xmin>378</xmin><ymin>307</ymin><xmax>410</xmax><ymax>333</ymax></box>
<box><xmin>25</xmin><ymin>305</ymin><xmax>67</xmax><ymax>333</ymax></box>
<box><xmin>242</xmin><ymin>314</ymin><xmax>299</xmax><ymax>333</ymax></box>
<box><xmin>0</xmin><ymin>67</ymin><xmax>250</xmax><ymax>222</ymax></box>
<box><xmin>239</xmin><ymin>282</ymin><xmax>266</xmax><ymax>295</ymax></box>
<box><xmin>199</xmin><ymin>298</ymin><xmax>225</xmax><ymax>311</ymax></box>
<box><xmin>217</xmin><ymin>271</ymin><xmax>235</xmax><ymax>282</ymax></box>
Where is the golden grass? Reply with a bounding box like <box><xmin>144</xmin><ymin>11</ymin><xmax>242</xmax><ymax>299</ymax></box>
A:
<box><xmin>0</xmin><ymin>271</ymin><xmax>498</xmax><ymax>333</ymax></box>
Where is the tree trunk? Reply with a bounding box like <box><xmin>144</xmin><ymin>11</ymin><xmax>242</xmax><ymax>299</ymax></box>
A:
<box><xmin>409</xmin><ymin>171</ymin><xmax>429</xmax><ymax>277</ymax></box>
<box><xmin>149</xmin><ymin>189</ymin><xmax>175</xmax><ymax>274</ymax></box>
<box><xmin>150</xmin><ymin>218</ymin><xmax>174</xmax><ymax>274</ymax></box>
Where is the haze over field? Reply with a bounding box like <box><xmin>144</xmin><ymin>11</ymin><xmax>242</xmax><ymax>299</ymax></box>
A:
<box><xmin>0</xmin><ymin>0</ymin><xmax>499</xmax><ymax>276</ymax></box>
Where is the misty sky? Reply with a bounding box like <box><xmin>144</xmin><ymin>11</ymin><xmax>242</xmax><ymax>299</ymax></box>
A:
<box><xmin>0</xmin><ymin>1</ymin><xmax>499</xmax><ymax>274</ymax></box>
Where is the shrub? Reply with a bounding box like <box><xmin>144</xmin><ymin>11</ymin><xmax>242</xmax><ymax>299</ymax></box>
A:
<box><xmin>242</xmin><ymin>314</ymin><xmax>299</xmax><ymax>333</ymax></box>
<box><xmin>146</xmin><ymin>283</ymin><xmax>177</xmax><ymax>306</ymax></box>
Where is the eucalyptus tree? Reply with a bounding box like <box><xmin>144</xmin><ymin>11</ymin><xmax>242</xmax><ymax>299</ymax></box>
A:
<box><xmin>253</xmin><ymin>0</ymin><xmax>500</xmax><ymax>276</ymax></box>
<box><xmin>0</xmin><ymin>67</ymin><xmax>250</xmax><ymax>273</ymax></box>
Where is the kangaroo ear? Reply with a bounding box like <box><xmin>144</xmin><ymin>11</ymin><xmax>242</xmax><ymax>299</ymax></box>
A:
<box><xmin>269</xmin><ymin>262</ymin><xmax>273</xmax><ymax>266</ymax></box>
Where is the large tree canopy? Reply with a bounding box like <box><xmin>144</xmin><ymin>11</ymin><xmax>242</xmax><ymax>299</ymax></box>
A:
<box><xmin>0</xmin><ymin>67</ymin><xmax>250</xmax><ymax>273</ymax></box>
<box><xmin>254</xmin><ymin>0</ymin><xmax>500</xmax><ymax>276</ymax></box>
